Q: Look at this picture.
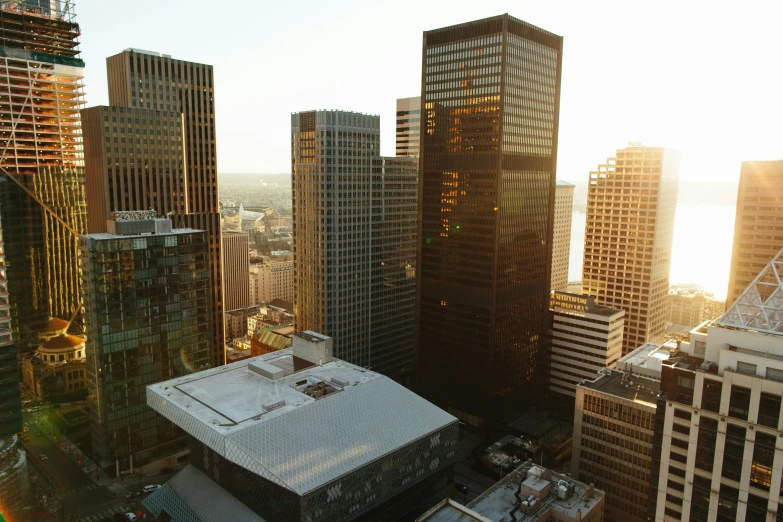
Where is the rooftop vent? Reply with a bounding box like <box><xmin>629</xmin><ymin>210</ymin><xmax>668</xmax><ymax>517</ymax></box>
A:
<box><xmin>248</xmin><ymin>360</ymin><xmax>285</xmax><ymax>380</ymax></box>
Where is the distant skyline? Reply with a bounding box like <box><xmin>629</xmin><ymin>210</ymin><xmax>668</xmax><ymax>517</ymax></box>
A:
<box><xmin>77</xmin><ymin>0</ymin><xmax>783</xmax><ymax>184</ymax></box>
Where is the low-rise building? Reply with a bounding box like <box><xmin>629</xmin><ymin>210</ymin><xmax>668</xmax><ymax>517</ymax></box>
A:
<box><xmin>251</xmin><ymin>324</ymin><xmax>294</xmax><ymax>357</ymax></box>
<box><xmin>550</xmin><ymin>291</ymin><xmax>624</xmax><ymax>398</ymax></box>
<box><xmin>667</xmin><ymin>288</ymin><xmax>725</xmax><ymax>328</ymax></box>
<box><xmin>249</xmin><ymin>260</ymin><xmax>294</xmax><ymax>305</ymax></box>
<box><xmin>22</xmin><ymin>334</ymin><xmax>87</xmax><ymax>401</ymax></box>
<box><xmin>144</xmin><ymin>331</ymin><xmax>458</xmax><ymax>522</ymax></box>
<box><xmin>418</xmin><ymin>461</ymin><xmax>605</xmax><ymax>522</ymax></box>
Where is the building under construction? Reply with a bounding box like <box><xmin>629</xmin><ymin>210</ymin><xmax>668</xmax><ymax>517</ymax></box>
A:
<box><xmin>0</xmin><ymin>0</ymin><xmax>87</xmax><ymax>358</ymax></box>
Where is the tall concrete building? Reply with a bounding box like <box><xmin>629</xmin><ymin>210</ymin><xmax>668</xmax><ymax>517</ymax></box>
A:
<box><xmin>549</xmin><ymin>291</ymin><xmax>624</xmax><ymax>398</ymax></box>
<box><xmin>80</xmin><ymin>212</ymin><xmax>213</xmax><ymax>470</ymax></box>
<box><xmin>551</xmin><ymin>180</ymin><xmax>574</xmax><ymax>291</ymax></box>
<box><xmin>0</xmin><ymin>1</ymin><xmax>87</xmax><ymax>356</ymax></box>
<box><xmin>416</xmin><ymin>15</ymin><xmax>562</xmax><ymax>422</ymax></box>
<box><xmin>648</xmin><ymin>250</ymin><xmax>783</xmax><ymax>522</ymax></box>
<box><xmin>95</xmin><ymin>49</ymin><xmax>223</xmax><ymax>367</ymax></box>
<box><xmin>582</xmin><ymin>143</ymin><xmax>680</xmax><ymax>355</ymax></box>
<box><xmin>291</xmin><ymin>110</ymin><xmax>418</xmax><ymax>382</ymax></box>
<box><xmin>396</xmin><ymin>96</ymin><xmax>420</xmax><ymax>158</ymax></box>
<box><xmin>726</xmin><ymin>160</ymin><xmax>783</xmax><ymax>307</ymax></box>
<box><xmin>222</xmin><ymin>231</ymin><xmax>250</xmax><ymax>312</ymax></box>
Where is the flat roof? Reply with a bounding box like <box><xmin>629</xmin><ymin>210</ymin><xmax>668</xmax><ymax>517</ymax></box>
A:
<box><xmin>147</xmin><ymin>349</ymin><xmax>457</xmax><ymax>496</ymax></box>
<box><xmin>419</xmin><ymin>463</ymin><xmax>604</xmax><ymax>522</ymax></box>
<box><xmin>82</xmin><ymin>227</ymin><xmax>203</xmax><ymax>240</ymax></box>
<box><xmin>617</xmin><ymin>340</ymin><xmax>678</xmax><ymax>376</ymax></box>
<box><xmin>579</xmin><ymin>369</ymin><xmax>660</xmax><ymax>406</ymax></box>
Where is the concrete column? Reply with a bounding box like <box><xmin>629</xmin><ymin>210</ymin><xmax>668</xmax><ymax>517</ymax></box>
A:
<box><xmin>748</xmin><ymin>378</ymin><xmax>763</xmax><ymax>424</ymax></box>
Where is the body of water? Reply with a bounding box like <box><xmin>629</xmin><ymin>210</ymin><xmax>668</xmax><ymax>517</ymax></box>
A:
<box><xmin>568</xmin><ymin>205</ymin><xmax>735</xmax><ymax>300</ymax></box>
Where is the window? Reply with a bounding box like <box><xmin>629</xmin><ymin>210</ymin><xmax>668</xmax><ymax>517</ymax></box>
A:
<box><xmin>746</xmin><ymin>494</ymin><xmax>768</xmax><ymax>522</ymax></box>
<box><xmin>717</xmin><ymin>484</ymin><xmax>739</xmax><ymax>522</ymax></box>
<box><xmin>751</xmin><ymin>433</ymin><xmax>776</xmax><ymax>491</ymax></box>
<box><xmin>758</xmin><ymin>393</ymin><xmax>781</xmax><ymax>429</ymax></box>
<box><xmin>696</xmin><ymin>417</ymin><xmax>718</xmax><ymax>472</ymax></box>
<box><xmin>729</xmin><ymin>385</ymin><xmax>751</xmax><ymax>421</ymax></box>
<box><xmin>721</xmin><ymin>424</ymin><xmax>745</xmax><ymax>482</ymax></box>
<box><xmin>737</xmin><ymin>361</ymin><xmax>758</xmax><ymax>376</ymax></box>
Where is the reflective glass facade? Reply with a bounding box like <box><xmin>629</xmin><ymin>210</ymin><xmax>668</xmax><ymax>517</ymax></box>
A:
<box><xmin>0</xmin><ymin>5</ymin><xmax>87</xmax><ymax>357</ymax></box>
<box><xmin>80</xmin><ymin>224</ymin><xmax>213</xmax><ymax>468</ymax></box>
<box><xmin>0</xmin><ymin>218</ymin><xmax>21</xmax><ymax>436</ymax></box>
<box><xmin>416</xmin><ymin>15</ymin><xmax>562</xmax><ymax>419</ymax></box>
<box><xmin>291</xmin><ymin>111</ymin><xmax>418</xmax><ymax>381</ymax></box>
<box><xmin>105</xmin><ymin>50</ymin><xmax>224</xmax><ymax>367</ymax></box>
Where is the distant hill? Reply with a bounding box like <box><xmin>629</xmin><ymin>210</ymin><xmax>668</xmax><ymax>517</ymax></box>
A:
<box><xmin>219</xmin><ymin>173</ymin><xmax>291</xmax><ymax>185</ymax></box>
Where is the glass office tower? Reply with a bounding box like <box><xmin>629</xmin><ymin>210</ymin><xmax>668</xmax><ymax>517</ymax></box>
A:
<box><xmin>80</xmin><ymin>214</ymin><xmax>213</xmax><ymax>469</ymax></box>
<box><xmin>291</xmin><ymin>111</ymin><xmax>418</xmax><ymax>382</ymax></box>
<box><xmin>0</xmin><ymin>1</ymin><xmax>87</xmax><ymax>356</ymax></box>
<box><xmin>416</xmin><ymin>15</ymin><xmax>562</xmax><ymax>422</ymax></box>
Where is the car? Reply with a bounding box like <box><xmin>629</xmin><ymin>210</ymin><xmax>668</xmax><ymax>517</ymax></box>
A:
<box><xmin>113</xmin><ymin>514</ymin><xmax>126</xmax><ymax>522</ymax></box>
<box><xmin>142</xmin><ymin>484</ymin><xmax>161</xmax><ymax>493</ymax></box>
<box><xmin>21</xmin><ymin>427</ymin><xmax>29</xmax><ymax>433</ymax></box>
<box><xmin>124</xmin><ymin>513</ymin><xmax>138</xmax><ymax>521</ymax></box>
<box><xmin>456</xmin><ymin>483</ymin><xmax>469</xmax><ymax>494</ymax></box>
<box><xmin>22</xmin><ymin>437</ymin><xmax>30</xmax><ymax>442</ymax></box>
<box><xmin>39</xmin><ymin>455</ymin><xmax>48</xmax><ymax>461</ymax></box>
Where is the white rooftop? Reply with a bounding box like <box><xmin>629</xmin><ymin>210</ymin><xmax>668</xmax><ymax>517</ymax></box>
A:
<box><xmin>718</xmin><ymin>247</ymin><xmax>783</xmax><ymax>335</ymax></box>
<box><xmin>147</xmin><ymin>349</ymin><xmax>456</xmax><ymax>496</ymax></box>
<box><xmin>617</xmin><ymin>340</ymin><xmax>678</xmax><ymax>377</ymax></box>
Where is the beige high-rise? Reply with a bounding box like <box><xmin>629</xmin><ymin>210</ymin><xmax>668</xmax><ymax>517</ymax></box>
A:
<box><xmin>222</xmin><ymin>232</ymin><xmax>250</xmax><ymax>312</ymax></box>
<box><xmin>551</xmin><ymin>180</ymin><xmax>574</xmax><ymax>291</ymax></box>
<box><xmin>725</xmin><ymin>160</ymin><xmax>783</xmax><ymax>307</ymax></box>
<box><xmin>582</xmin><ymin>143</ymin><xmax>680</xmax><ymax>355</ymax></box>
<box><xmin>395</xmin><ymin>96</ymin><xmax>420</xmax><ymax>158</ymax></box>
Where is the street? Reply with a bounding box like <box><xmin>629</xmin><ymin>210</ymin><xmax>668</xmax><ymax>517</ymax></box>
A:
<box><xmin>19</xmin><ymin>408</ymin><xmax>156</xmax><ymax>521</ymax></box>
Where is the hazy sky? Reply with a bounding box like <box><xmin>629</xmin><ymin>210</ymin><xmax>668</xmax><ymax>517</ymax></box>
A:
<box><xmin>78</xmin><ymin>0</ymin><xmax>783</xmax><ymax>184</ymax></box>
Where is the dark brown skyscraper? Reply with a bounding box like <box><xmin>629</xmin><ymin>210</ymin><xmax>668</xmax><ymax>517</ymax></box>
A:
<box><xmin>415</xmin><ymin>15</ymin><xmax>562</xmax><ymax>423</ymax></box>
<box><xmin>83</xmin><ymin>49</ymin><xmax>224</xmax><ymax>365</ymax></box>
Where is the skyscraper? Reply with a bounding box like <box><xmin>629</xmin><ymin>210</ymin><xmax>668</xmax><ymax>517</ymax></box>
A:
<box><xmin>102</xmin><ymin>49</ymin><xmax>224</xmax><ymax>367</ymax></box>
<box><xmin>291</xmin><ymin>110</ymin><xmax>418</xmax><ymax>382</ymax></box>
<box><xmin>396</xmin><ymin>96</ymin><xmax>421</xmax><ymax>158</ymax></box>
<box><xmin>726</xmin><ymin>160</ymin><xmax>783</xmax><ymax>307</ymax></box>
<box><xmin>0</xmin><ymin>1</ymin><xmax>87</xmax><ymax>356</ymax></box>
<box><xmin>222</xmin><ymin>231</ymin><xmax>250</xmax><ymax>312</ymax></box>
<box><xmin>551</xmin><ymin>180</ymin><xmax>574</xmax><ymax>291</ymax></box>
<box><xmin>582</xmin><ymin>143</ymin><xmax>680</xmax><ymax>355</ymax></box>
<box><xmin>648</xmin><ymin>250</ymin><xmax>783</xmax><ymax>522</ymax></box>
<box><xmin>81</xmin><ymin>212</ymin><xmax>213</xmax><ymax>470</ymax></box>
<box><xmin>416</xmin><ymin>14</ymin><xmax>562</xmax><ymax>421</ymax></box>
